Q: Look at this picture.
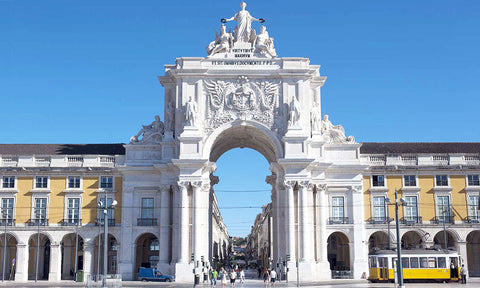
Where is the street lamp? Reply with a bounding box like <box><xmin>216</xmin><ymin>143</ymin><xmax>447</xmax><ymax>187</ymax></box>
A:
<box><xmin>2</xmin><ymin>210</ymin><xmax>7</xmax><ymax>282</ymax></box>
<box><xmin>34</xmin><ymin>209</ymin><xmax>42</xmax><ymax>283</ymax></box>
<box><xmin>442</xmin><ymin>208</ymin><xmax>449</xmax><ymax>249</ymax></box>
<box><xmin>385</xmin><ymin>198</ymin><xmax>392</xmax><ymax>250</ymax></box>
<box><xmin>101</xmin><ymin>193</ymin><xmax>117</xmax><ymax>288</ymax></box>
<box><xmin>391</xmin><ymin>189</ymin><xmax>406</xmax><ymax>288</ymax></box>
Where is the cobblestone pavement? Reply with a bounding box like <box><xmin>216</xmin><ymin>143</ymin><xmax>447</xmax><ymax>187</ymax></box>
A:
<box><xmin>0</xmin><ymin>278</ymin><xmax>479</xmax><ymax>288</ymax></box>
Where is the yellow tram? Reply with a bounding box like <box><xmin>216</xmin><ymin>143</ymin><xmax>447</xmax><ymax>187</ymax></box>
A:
<box><xmin>368</xmin><ymin>249</ymin><xmax>462</xmax><ymax>282</ymax></box>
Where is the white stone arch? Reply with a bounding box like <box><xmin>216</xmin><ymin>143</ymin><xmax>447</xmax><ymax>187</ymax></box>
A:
<box><xmin>28</xmin><ymin>231</ymin><xmax>55</xmax><ymax>244</ymax></box>
<box><xmin>1</xmin><ymin>231</ymin><xmax>20</xmax><ymax>244</ymax></box>
<box><xmin>133</xmin><ymin>231</ymin><xmax>160</xmax><ymax>245</ymax></box>
<box><xmin>203</xmin><ymin>120</ymin><xmax>284</xmax><ymax>163</ymax></box>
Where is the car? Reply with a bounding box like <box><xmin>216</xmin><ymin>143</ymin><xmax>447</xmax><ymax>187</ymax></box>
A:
<box><xmin>138</xmin><ymin>267</ymin><xmax>175</xmax><ymax>282</ymax></box>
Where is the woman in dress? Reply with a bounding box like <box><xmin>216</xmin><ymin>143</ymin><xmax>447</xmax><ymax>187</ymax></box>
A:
<box><xmin>220</xmin><ymin>267</ymin><xmax>228</xmax><ymax>288</ymax></box>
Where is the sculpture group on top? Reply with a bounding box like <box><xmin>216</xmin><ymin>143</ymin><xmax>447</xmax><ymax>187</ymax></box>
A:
<box><xmin>207</xmin><ymin>2</ymin><xmax>277</xmax><ymax>58</ymax></box>
<box><xmin>321</xmin><ymin>115</ymin><xmax>355</xmax><ymax>143</ymax></box>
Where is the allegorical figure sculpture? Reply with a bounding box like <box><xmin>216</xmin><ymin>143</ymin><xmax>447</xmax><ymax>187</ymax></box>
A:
<box><xmin>221</xmin><ymin>1</ymin><xmax>264</xmax><ymax>44</ymax></box>
<box><xmin>185</xmin><ymin>97</ymin><xmax>198</xmax><ymax>127</ymax></box>
<box><xmin>288</xmin><ymin>96</ymin><xmax>300</xmax><ymax>127</ymax></box>
<box><xmin>254</xmin><ymin>26</ymin><xmax>276</xmax><ymax>57</ymax></box>
<box><xmin>311</xmin><ymin>102</ymin><xmax>321</xmax><ymax>132</ymax></box>
<box><xmin>207</xmin><ymin>24</ymin><xmax>234</xmax><ymax>56</ymax></box>
<box><xmin>165</xmin><ymin>100</ymin><xmax>175</xmax><ymax>132</ymax></box>
<box><xmin>130</xmin><ymin>115</ymin><xmax>164</xmax><ymax>143</ymax></box>
<box><xmin>321</xmin><ymin>115</ymin><xmax>355</xmax><ymax>143</ymax></box>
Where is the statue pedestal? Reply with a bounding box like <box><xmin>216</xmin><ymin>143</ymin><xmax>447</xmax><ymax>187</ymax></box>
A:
<box><xmin>283</xmin><ymin>127</ymin><xmax>308</xmax><ymax>159</ymax></box>
<box><xmin>179</xmin><ymin>127</ymin><xmax>203</xmax><ymax>159</ymax></box>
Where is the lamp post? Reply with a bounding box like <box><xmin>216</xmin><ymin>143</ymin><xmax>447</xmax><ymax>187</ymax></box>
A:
<box><xmin>442</xmin><ymin>208</ymin><xmax>449</xmax><ymax>250</ymax></box>
<box><xmin>385</xmin><ymin>198</ymin><xmax>391</xmax><ymax>250</ymax></box>
<box><xmin>101</xmin><ymin>193</ymin><xmax>117</xmax><ymax>288</ymax></box>
<box><xmin>74</xmin><ymin>219</ymin><xmax>79</xmax><ymax>281</ymax></box>
<box><xmin>2</xmin><ymin>210</ymin><xmax>7</xmax><ymax>282</ymax></box>
<box><xmin>393</xmin><ymin>189</ymin><xmax>406</xmax><ymax>288</ymax></box>
<box><xmin>34</xmin><ymin>210</ymin><xmax>42</xmax><ymax>283</ymax></box>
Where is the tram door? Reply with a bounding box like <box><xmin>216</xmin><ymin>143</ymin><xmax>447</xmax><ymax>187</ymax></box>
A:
<box><xmin>449</xmin><ymin>256</ymin><xmax>460</xmax><ymax>280</ymax></box>
<box><xmin>379</xmin><ymin>257</ymin><xmax>389</xmax><ymax>281</ymax></box>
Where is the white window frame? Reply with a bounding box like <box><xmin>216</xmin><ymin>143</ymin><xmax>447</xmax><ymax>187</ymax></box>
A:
<box><xmin>435</xmin><ymin>193</ymin><xmax>452</xmax><ymax>222</ymax></box>
<box><xmin>371</xmin><ymin>175</ymin><xmax>386</xmax><ymax>187</ymax></box>
<box><xmin>97</xmin><ymin>195</ymin><xmax>116</xmax><ymax>221</ymax></box>
<box><xmin>434</xmin><ymin>174</ymin><xmax>450</xmax><ymax>187</ymax></box>
<box><xmin>33</xmin><ymin>176</ymin><xmax>50</xmax><ymax>190</ymax></box>
<box><xmin>402</xmin><ymin>175</ymin><xmax>418</xmax><ymax>188</ymax></box>
<box><xmin>64</xmin><ymin>195</ymin><xmax>82</xmax><ymax>224</ymax></box>
<box><xmin>466</xmin><ymin>191</ymin><xmax>479</xmax><ymax>221</ymax></box>
<box><xmin>403</xmin><ymin>195</ymin><xmax>419</xmax><ymax>222</ymax></box>
<box><xmin>31</xmin><ymin>195</ymin><xmax>49</xmax><ymax>223</ymax></box>
<box><xmin>371</xmin><ymin>194</ymin><xmax>388</xmax><ymax>223</ymax></box>
<box><xmin>467</xmin><ymin>175</ymin><xmax>480</xmax><ymax>187</ymax></box>
<box><xmin>66</xmin><ymin>176</ymin><xmax>82</xmax><ymax>190</ymax></box>
<box><xmin>330</xmin><ymin>196</ymin><xmax>345</xmax><ymax>223</ymax></box>
<box><xmin>1</xmin><ymin>176</ymin><xmax>16</xmax><ymax>190</ymax></box>
<box><xmin>141</xmin><ymin>197</ymin><xmax>155</xmax><ymax>220</ymax></box>
<box><xmin>0</xmin><ymin>196</ymin><xmax>16</xmax><ymax>224</ymax></box>
<box><xmin>98</xmin><ymin>176</ymin><xmax>114</xmax><ymax>191</ymax></box>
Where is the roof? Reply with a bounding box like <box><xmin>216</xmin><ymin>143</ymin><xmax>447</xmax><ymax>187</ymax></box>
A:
<box><xmin>0</xmin><ymin>144</ymin><xmax>125</xmax><ymax>155</ymax></box>
<box><xmin>360</xmin><ymin>142</ymin><xmax>480</xmax><ymax>154</ymax></box>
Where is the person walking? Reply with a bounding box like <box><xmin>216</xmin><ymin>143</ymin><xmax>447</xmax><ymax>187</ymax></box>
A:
<box><xmin>270</xmin><ymin>268</ymin><xmax>277</xmax><ymax>287</ymax></box>
<box><xmin>211</xmin><ymin>268</ymin><xmax>218</xmax><ymax>287</ymax></box>
<box><xmin>239</xmin><ymin>269</ymin><xmax>245</xmax><ymax>285</ymax></box>
<box><xmin>229</xmin><ymin>269</ymin><xmax>237</xmax><ymax>288</ymax></box>
<box><xmin>460</xmin><ymin>264</ymin><xmax>467</xmax><ymax>284</ymax></box>
<box><xmin>220</xmin><ymin>267</ymin><xmax>227</xmax><ymax>288</ymax></box>
<box><xmin>263</xmin><ymin>269</ymin><xmax>270</xmax><ymax>288</ymax></box>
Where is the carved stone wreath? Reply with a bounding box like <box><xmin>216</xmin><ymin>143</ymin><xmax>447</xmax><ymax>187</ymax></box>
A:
<box><xmin>204</xmin><ymin>76</ymin><xmax>279</xmax><ymax>132</ymax></box>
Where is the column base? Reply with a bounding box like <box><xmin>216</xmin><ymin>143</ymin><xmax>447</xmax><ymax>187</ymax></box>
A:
<box><xmin>174</xmin><ymin>262</ymin><xmax>194</xmax><ymax>283</ymax></box>
<box><xmin>118</xmin><ymin>261</ymin><xmax>134</xmax><ymax>280</ymax></box>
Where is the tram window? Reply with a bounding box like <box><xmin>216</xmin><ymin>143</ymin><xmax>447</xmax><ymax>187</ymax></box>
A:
<box><xmin>410</xmin><ymin>257</ymin><xmax>419</xmax><ymax>268</ymax></box>
<box><xmin>420</xmin><ymin>257</ymin><xmax>428</xmax><ymax>268</ymax></box>
<box><xmin>369</xmin><ymin>257</ymin><xmax>377</xmax><ymax>268</ymax></box>
<box><xmin>392</xmin><ymin>257</ymin><xmax>397</xmax><ymax>268</ymax></box>
<box><xmin>438</xmin><ymin>257</ymin><xmax>446</xmax><ymax>268</ymax></box>
<box><xmin>402</xmin><ymin>257</ymin><xmax>409</xmax><ymax>268</ymax></box>
<box><xmin>381</xmin><ymin>257</ymin><xmax>388</xmax><ymax>268</ymax></box>
<box><xmin>428</xmin><ymin>257</ymin><xmax>437</xmax><ymax>268</ymax></box>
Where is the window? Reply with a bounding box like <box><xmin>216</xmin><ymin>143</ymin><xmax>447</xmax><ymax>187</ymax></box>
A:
<box><xmin>141</xmin><ymin>198</ymin><xmax>154</xmax><ymax>219</ymax></box>
<box><xmin>372</xmin><ymin>175</ymin><xmax>385</xmax><ymax>187</ymax></box>
<box><xmin>1</xmin><ymin>198</ymin><xmax>14</xmax><ymax>224</ymax></box>
<box><xmin>67</xmin><ymin>198</ymin><xmax>80</xmax><ymax>224</ymax></box>
<box><xmin>438</xmin><ymin>257</ymin><xmax>446</xmax><ymax>268</ymax></box>
<box><xmin>402</xmin><ymin>257</ymin><xmax>409</xmax><ymax>268</ymax></box>
<box><xmin>467</xmin><ymin>195</ymin><xmax>479</xmax><ymax>221</ymax></box>
<box><xmin>436</xmin><ymin>196</ymin><xmax>451</xmax><ymax>222</ymax></box>
<box><xmin>98</xmin><ymin>198</ymin><xmax>115</xmax><ymax>220</ymax></box>
<box><xmin>67</xmin><ymin>176</ymin><xmax>81</xmax><ymax>189</ymax></box>
<box><xmin>35</xmin><ymin>176</ymin><xmax>48</xmax><ymax>189</ymax></box>
<box><xmin>404</xmin><ymin>196</ymin><xmax>419</xmax><ymax>222</ymax></box>
<box><xmin>331</xmin><ymin>197</ymin><xmax>344</xmax><ymax>222</ymax></box>
<box><xmin>404</xmin><ymin>175</ymin><xmax>417</xmax><ymax>187</ymax></box>
<box><xmin>468</xmin><ymin>175</ymin><xmax>480</xmax><ymax>186</ymax></box>
<box><xmin>150</xmin><ymin>239</ymin><xmax>159</xmax><ymax>251</ymax></box>
<box><xmin>369</xmin><ymin>257</ymin><xmax>377</xmax><ymax>268</ymax></box>
<box><xmin>148</xmin><ymin>255</ymin><xmax>159</xmax><ymax>269</ymax></box>
<box><xmin>428</xmin><ymin>257</ymin><xmax>437</xmax><ymax>268</ymax></box>
<box><xmin>435</xmin><ymin>175</ymin><xmax>448</xmax><ymax>187</ymax></box>
<box><xmin>420</xmin><ymin>257</ymin><xmax>428</xmax><ymax>268</ymax></box>
<box><xmin>33</xmin><ymin>197</ymin><xmax>47</xmax><ymax>223</ymax></box>
<box><xmin>100</xmin><ymin>176</ymin><xmax>113</xmax><ymax>189</ymax></box>
<box><xmin>410</xmin><ymin>257</ymin><xmax>419</xmax><ymax>268</ymax></box>
<box><xmin>2</xmin><ymin>176</ymin><xmax>15</xmax><ymax>188</ymax></box>
<box><xmin>373</xmin><ymin>196</ymin><xmax>386</xmax><ymax>222</ymax></box>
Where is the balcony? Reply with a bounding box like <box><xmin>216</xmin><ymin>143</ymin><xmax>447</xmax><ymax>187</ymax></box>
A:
<box><xmin>401</xmin><ymin>216</ymin><xmax>422</xmax><ymax>225</ymax></box>
<box><xmin>61</xmin><ymin>218</ymin><xmax>82</xmax><ymax>226</ymax></box>
<box><xmin>95</xmin><ymin>218</ymin><xmax>116</xmax><ymax>226</ymax></box>
<box><xmin>137</xmin><ymin>218</ymin><xmax>158</xmax><ymax>226</ymax></box>
<box><xmin>433</xmin><ymin>216</ymin><xmax>454</xmax><ymax>224</ymax></box>
<box><xmin>328</xmin><ymin>217</ymin><xmax>350</xmax><ymax>224</ymax></box>
<box><xmin>27</xmin><ymin>218</ymin><xmax>49</xmax><ymax>226</ymax></box>
<box><xmin>465</xmin><ymin>216</ymin><xmax>480</xmax><ymax>224</ymax></box>
<box><xmin>368</xmin><ymin>217</ymin><xmax>393</xmax><ymax>224</ymax></box>
<box><xmin>0</xmin><ymin>219</ymin><xmax>15</xmax><ymax>226</ymax></box>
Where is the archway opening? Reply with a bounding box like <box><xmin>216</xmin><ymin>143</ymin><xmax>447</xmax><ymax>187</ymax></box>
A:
<box><xmin>401</xmin><ymin>231</ymin><xmax>425</xmax><ymax>250</ymax></box>
<box><xmin>368</xmin><ymin>231</ymin><xmax>389</xmax><ymax>252</ymax></box>
<box><xmin>92</xmin><ymin>233</ymin><xmax>118</xmax><ymax>277</ymax></box>
<box><xmin>327</xmin><ymin>232</ymin><xmax>351</xmax><ymax>275</ymax></box>
<box><xmin>213</xmin><ymin>147</ymin><xmax>272</xmax><ymax>272</ymax></box>
<box><xmin>135</xmin><ymin>233</ymin><xmax>159</xmax><ymax>279</ymax></box>
<box><xmin>61</xmin><ymin>233</ymin><xmax>84</xmax><ymax>280</ymax></box>
<box><xmin>28</xmin><ymin>234</ymin><xmax>50</xmax><ymax>280</ymax></box>
<box><xmin>466</xmin><ymin>230</ymin><xmax>480</xmax><ymax>277</ymax></box>
<box><xmin>433</xmin><ymin>231</ymin><xmax>457</xmax><ymax>250</ymax></box>
<box><xmin>0</xmin><ymin>233</ymin><xmax>17</xmax><ymax>280</ymax></box>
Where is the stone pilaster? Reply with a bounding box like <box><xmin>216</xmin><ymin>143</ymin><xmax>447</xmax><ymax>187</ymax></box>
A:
<box><xmin>14</xmin><ymin>243</ymin><xmax>28</xmax><ymax>281</ymax></box>
<box><xmin>48</xmin><ymin>243</ymin><xmax>62</xmax><ymax>281</ymax></box>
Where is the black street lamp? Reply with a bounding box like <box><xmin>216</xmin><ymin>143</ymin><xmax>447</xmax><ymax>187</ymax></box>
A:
<box><xmin>391</xmin><ymin>189</ymin><xmax>406</xmax><ymax>288</ymax></box>
<box><xmin>100</xmin><ymin>193</ymin><xmax>117</xmax><ymax>288</ymax></box>
<box><xmin>2</xmin><ymin>210</ymin><xmax>7</xmax><ymax>282</ymax></box>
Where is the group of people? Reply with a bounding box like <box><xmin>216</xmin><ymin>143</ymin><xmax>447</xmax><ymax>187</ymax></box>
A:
<box><xmin>209</xmin><ymin>267</ymin><xmax>245</xmax><ymax>288</ymax></box>
<box><xmin>261</xmin><ymin>268</ymin><xmax>277</xmax><ymax>287</ymax></box>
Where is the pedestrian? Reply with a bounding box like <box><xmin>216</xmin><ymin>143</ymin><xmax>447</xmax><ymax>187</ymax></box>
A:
<box><xmin>230</xmin><ymin>269</ymin><xmax>237</xmax><ymax>288</ymax></box>
<box><xmin>220</xmin><ymin>267</ymin><xmax>227</xmax><ymax>288</ymax></box>
<box><xmin>239</xmin><ymin>268</ymin><xmax>245</xmax><ymax>284</ymax></box>
<box><xmin>263</xmin><ymin>269</ymin><xmax>270</xmax><ymax>288</ymax></box>
<box><xmin>211</xmin><ymin>268</ymin><xmax>218</xmax><ymax>287</ymax></box>
<box><xmin>270</xmin><ymin>268</ymin><xmax>277</xmax><ymax>286</ymax></box>
<box><xmin>460</xmin><ymin>264</ymin><xmax>467</xmax><ymax>284</ymax></box>
<box><xmin>258</xmin><ymin>267</ymin><xmax>262</xmax><ymax>278</ymax></box>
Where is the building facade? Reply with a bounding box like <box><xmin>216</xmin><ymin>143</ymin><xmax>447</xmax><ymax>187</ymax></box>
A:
<box><xmin>1</xmin><ymin>2</ymin><xmax>479</xmax><ymax>284</ymax></box>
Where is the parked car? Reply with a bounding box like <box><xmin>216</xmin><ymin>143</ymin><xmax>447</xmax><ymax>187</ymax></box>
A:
<box><xmin>138</xmin><ymin>267</ymin><xmax>175</xmax><ymax>282</ymax></box>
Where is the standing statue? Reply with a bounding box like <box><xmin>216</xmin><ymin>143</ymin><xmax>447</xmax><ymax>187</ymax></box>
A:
<box><xmin>288</xmin><ymin>96</ymin><xmax>300</xmax><ymax>127</ymax></box>
<box><xmin>254</xmin><ymin>26</ymin><xmax>277</xmax><ymax>57</ymax></box>
<box><xmin>165</xmin><ymin>100</ymin><xmax>175</xmax><ymax>132</ymax></box>
<box><xmin>207</xmin><ymin>24</ymin><xmax>234</xmax><ymax>56</ymax></box>
<box><xmin>311</xmin><ymin>102</ymin><xmax>321</xmax><ymax>132</ymax></box>
<box><xmin>221</xmin><ymin>1</ymin><xmax>264</xmax><ymax>44</ymax></box>
<box><xmin>321</xmin><ymin>115</ymin><xmax>355</xmax><ymax>143</ymax></box>
<box><xmin>130</xmin><ymin>115</ymin><xmax>164</xmax><ymax>143</ymax></box>
<box><xmin>185</xmin><ymin>97</ymin><xmax>198</xmax><ymax>127</ymax></box>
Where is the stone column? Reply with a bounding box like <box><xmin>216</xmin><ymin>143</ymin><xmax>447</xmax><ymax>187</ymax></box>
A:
<box><xmin>48</xmin><ymin>243</ymin><xmax>62</xmax><ymax>281</ymax></box>
<box><xmin>351</xmin><ymin>185</ymin><xmax>368</xmax><ymax>279</ymax></box>
<box><xmin>298</xmin><ymin>181</ymin><xmax>314</xmax><ymax>262</ymax></box>
<box><xmin>14</xmin><ymin>243</ymin><xmax>29</xmax><ymax>281</ymax></box>
<box><xmin>83</xmin><ymin>242</ymin><xmax>94</xmax><ymax>280</ymax></box>
<box><xmin>118</xmin><ymin>186</ymin><xmax>134</xmax><ymax>280</ymax></box>
<box><xmin>177</xmin><ymin>181</ymin><xmax>189</xmax><ymax>263</ymax></box>
<box><xmin>458</xmin><ymin>241</ymin><xmax>468</xmax><ymax>276</ymax></box>
<box><xmin>158</xmin><ymin>185</ymin><xmax>172</xmax><ymax>272</ymax></box>
<box><xmin>318</xmin><ymin>185</ymin><xmax>329</xmax><ymax>264</ymax></box>
<box><xmin>285</xmin><ymin>181</ymin><xmax>296</xmax><ymax>261</ymax></box>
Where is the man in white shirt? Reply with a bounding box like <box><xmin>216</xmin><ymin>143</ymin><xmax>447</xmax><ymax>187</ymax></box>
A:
<box><xmin>270</xmin><ymin>269</ymin><xmax>277</xmax><ymax>287</ymax></box>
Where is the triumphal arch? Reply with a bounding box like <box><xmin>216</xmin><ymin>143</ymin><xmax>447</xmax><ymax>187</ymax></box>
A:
<box><xmin>121</xmin><ymin>2</ymin><xmax>367</xmax><ymax>282</ymax></box>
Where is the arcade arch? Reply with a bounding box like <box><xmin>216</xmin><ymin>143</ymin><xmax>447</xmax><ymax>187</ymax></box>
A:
<box><xmin>466</xmin><ymin>230</ymin><xmax>480</xmax><ymax>277</ymax></box>
<box><xmin>93</xmin><ymin>233</ymin><xmax>118</xmax><ymax>275</ymax></box>
<box><xmin>327</xmin><ymin>232</ymin><xmax>350</xmax><ymax>272</ymax></box>
<box><xmin>60</xmin><ymin>233</ymin><xmax>84</xmax><ymax>280</ymax></box>
<box><xmin>135</xmin><ymin>233</ymin><xmax>160</xmax><ymax>276</ymax></box>
<box><xmin>401</xmin><ymin>231</ymin><xmax>425</xmax><ymax>249</ymax></box>
<box><xmin>28</xmin><ymin>233</ymin><xmax>51</xmax><ymax>280</ymax></box>
<box><xmin>368</xmin><ymin>231</ymin><xmax>389</xmax><ymax>252</ymax></box>
<box><xmin>433</xmin><ymin>230</ymin><xmax>458</xmax><ymax>249</ymax></box>
<box><xmin>0</xmin><ymin>233</ymin><xmax>17</xmax><ymax>280</ymax></box>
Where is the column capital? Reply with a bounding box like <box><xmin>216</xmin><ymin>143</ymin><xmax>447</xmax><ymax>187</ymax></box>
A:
<box><xmin>177</xmin><ymin>181</ymin><xmax>190</xmax><ymax>189</ymax></box>
<box><xmin>284</xmin><ymin>180</ymin><xmax>296</xmax><ymax>189</ymax></box>
<box><xmin>316</xmin><ymin>184</ymin><xmax>327</xmax><ymax>192</ymax></box>
<box><xmin>159</xmin><ymin>184</ymin><xmax>171</xmax><ymax>192</ymax></box>
<box><xmin>351</xmin><ymin>185</ymin><xmax>363</xmax><ymax>194</ymax></box>
<box><xmin>297</xmin><ymin>180</ymin><xmax>310</xmax><ymax>188</ymax></box>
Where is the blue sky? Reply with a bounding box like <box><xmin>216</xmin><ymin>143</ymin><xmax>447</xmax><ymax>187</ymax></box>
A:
<box><xmin>2</xmin><ymin>0</ymin><xmax>480</xmax><ymax>237</ymax></box>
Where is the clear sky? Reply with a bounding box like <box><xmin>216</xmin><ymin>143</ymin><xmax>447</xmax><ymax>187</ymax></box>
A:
<box><xmin>2</xmin><ymin>0</ymin><xmax>480</xmax><ymax>237</ymax></box>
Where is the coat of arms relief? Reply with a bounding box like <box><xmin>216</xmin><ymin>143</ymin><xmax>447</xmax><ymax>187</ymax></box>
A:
<box><xmin>204</xmin><ymin>76</ymin><xmax>281</xmax><ymax>133</ymax></box>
